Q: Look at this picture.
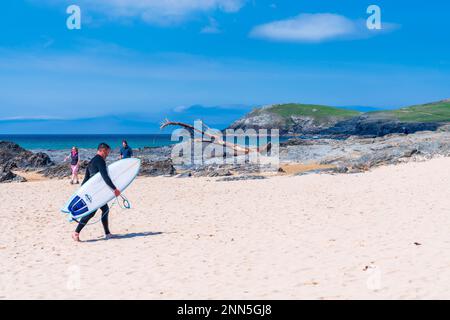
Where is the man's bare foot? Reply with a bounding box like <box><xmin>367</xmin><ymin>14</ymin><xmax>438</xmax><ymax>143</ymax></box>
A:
<box><xmin>72</xmin><ymin>232</ymin><xmax>80</xmax><ymax>242</ymax></box>
<box><xmin>104</xmin><ymin>234</ymin><xmax>116</xmax><ymax>240</ymax></box>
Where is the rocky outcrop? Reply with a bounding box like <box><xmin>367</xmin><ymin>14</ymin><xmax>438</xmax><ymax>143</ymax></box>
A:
<box><xmin>325</xmin><ymin>114</ymin><xmax>442</xmax><ymax>137</ymax></box>
<box><xmin>190</xmin><ymin>166</ymin><xmax>233</xmax><ymax>178</ymax></box>
<box><xmin>229</xmin><ymin>111</ymin><xmax>343</xmax><ymax>135</ymax></box>
<box><xmin>228</xmin><ymin>104</ymin><xmax>361</xmax><ymax>135</ymax></box>
<box><xmin>139</xmin><ymin>159</ymin><xmax>176</xmax><ymax>177</ymax></box>
<box><xmin>0</xmin><ymin>141</ymin><xmax>53</xmax><ymax>183</ymax></box>
<box><xmin>231</xmin><ymin>111</ymin><xmax>445</xmax><ymax>137</ymax></box>
<box><xmin>217</xmin><ymin>175</ymin><xmax>266</xmax><ymax>182</ymax></box>
<box><xmin>38</xmin><ymin>160</ymin><xmax>89</xmax><ymax>179</ymax></box>
<box><xmin>43</xmin><ymin>146</ymin><xmax>173</xmax><ymax>165</ymax></box>
<box><xmin>0</xmin><ymin>141</ymin><xmax>53</xmax><ymax>169</ymax></box>
<box><xmin>0</xmin><ymin>163</ymin><xmax>27</xmax><ymax>183</ymax></box>
<box><xmin>175</xmin><ymin>163</ymin><xmax>274</xmax><ymax>178</ymax></box>
<box><xmin>280</xmin><ymin>130</ymin><xmax>450</xmax><ymax>173</ymax></box>
<box><xmin>38</xmin><ymin>158</ymin><xmax>177</xmax><ymax>179</ymax></box>
<box><xmin>229</xmin><ymin>101</ymin><xmax>450</xmax><ymax>137</ymax></box>
<box><xmin>229</xmin><ymin>111</ymin><xmax>289</xmax><ymax>132</ymax></box>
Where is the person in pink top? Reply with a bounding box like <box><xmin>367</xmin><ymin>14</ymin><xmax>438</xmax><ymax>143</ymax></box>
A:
<box><xmin>65</xmin><ymin>146</ymin><xmax>80</xmax><ymax>185</ymax></box>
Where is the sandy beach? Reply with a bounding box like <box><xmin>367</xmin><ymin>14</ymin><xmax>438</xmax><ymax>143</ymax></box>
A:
<box><xmin>1</xmin><ymin>157</ymin><xmax>450</xmax><ymax>300</ymax></box>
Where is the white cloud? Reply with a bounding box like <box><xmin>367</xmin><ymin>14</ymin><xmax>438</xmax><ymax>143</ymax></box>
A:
<box><xmin>74</xmin><ymin>0</ymin><xmax>246</xmax><ymax>25</ymax></box>
<box><xmin>250</xmin><ymin>13</ymin><xmax>397</xmax><ymax>43</ymax></box>
<box><xmin>201</xmin><ymin>17</ymin><xmax>221</xmax><ymax>34</ymax></box>
<box><xmin>173</xmin><ymin>105</ymin><xmax>189</xmax><ymax>112</ymax></box>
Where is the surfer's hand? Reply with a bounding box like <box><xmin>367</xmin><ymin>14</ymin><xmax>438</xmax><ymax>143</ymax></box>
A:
<box><xmin>114</xmin><ymin>189</ymin><xmax>121</xmax><ymax>197</ymax></box>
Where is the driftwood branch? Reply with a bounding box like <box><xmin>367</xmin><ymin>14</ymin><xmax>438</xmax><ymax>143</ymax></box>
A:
<box><xmin>160</xmin><ymin>119</ymin><xmax>272</xmax><ymax>155</ymax></box>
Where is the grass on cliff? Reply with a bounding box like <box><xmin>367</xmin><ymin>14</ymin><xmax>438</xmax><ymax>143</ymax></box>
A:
<box><xmin>371</xmin><ymin>100</ymin><xmax>450</xmax><ymax>123</ymax></box>
<box><xmin>263</xmin><ymin>104</ymin><xmax>361</xmax><ymax>121</ymax></box>
<box><xmin>252</xmin><ymin>101</ymin><xmax>450</xmax><ymax>124</ymax></box>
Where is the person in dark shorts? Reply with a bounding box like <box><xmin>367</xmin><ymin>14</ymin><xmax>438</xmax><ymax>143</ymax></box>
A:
<box><xmin>72</xmin><ymin>143</ymin><xmax>121</xmax><ymax>242</ymax></box>
<box><xmin>120</xmin><ymin>140</ymin><xmax>133</xmax><ymax>159</ymax></box>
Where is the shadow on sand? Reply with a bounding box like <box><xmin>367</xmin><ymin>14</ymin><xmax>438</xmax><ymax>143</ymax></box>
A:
<box><xmin>84</xmin><ymin>231</ymin><xmax>164</xmax><ymax>243</ymax></box>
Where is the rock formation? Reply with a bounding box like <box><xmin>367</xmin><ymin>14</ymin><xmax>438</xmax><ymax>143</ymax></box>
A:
<box><xmin>0</xmin><ymin>141</ymin><xmax>53</xmax><ymax>183</ymax></box>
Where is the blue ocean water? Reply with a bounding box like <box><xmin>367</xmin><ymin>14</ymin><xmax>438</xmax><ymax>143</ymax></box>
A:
<box><xmin>0</xmin><ymin>134</ymin><xmax>175</xmax><ymax>150</ymax></box>
<box><xmin>0</xmin><ymin>134</ymin><xmax>291</xmax><ymax>151</ymax></box>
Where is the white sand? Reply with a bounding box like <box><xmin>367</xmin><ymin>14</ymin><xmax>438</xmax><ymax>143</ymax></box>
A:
<box><xmin>1</xmin><ymin>157</ymin><xmax>450</xmax><ymax>300</ymax></box>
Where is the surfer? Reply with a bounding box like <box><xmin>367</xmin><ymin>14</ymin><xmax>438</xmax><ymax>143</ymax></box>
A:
<box><xmin>72</xmin><ymin>143</ymin><xmax>121</xmax><ymax>242</ymax></box>
<box><xmin>64</xmin><ymin>146</ymin><xmax>80</xmax><ymax>185</ymax></box>
<box><xmin>120</xmin><ymin>140</ymin><xmax>133</xmax><ymax>159</ymax></box>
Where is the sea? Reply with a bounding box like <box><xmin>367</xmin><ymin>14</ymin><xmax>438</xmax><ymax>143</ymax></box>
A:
<box><xmin>0</xmin><ymin>134</ymin><xmax>290</xmax><ymax>151</ymax></box>
<box><xmin>0</xmin><ymin>134</ymin><xmax>175</xmax><ymax>151</ymax></box>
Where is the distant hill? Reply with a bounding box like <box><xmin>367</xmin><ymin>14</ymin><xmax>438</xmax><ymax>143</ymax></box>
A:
<box><xmin>367</xmin><ymin>99</ymin><xmax>450</xmax><ymax>123</ymax></box>
<box><xmin>0</xmin><ymin>104</ymin><xmax>252</xmax><ymax>134</ymax></box>
<box><xmin>229</xmin><ymin>103</ymin><xmax>361</xmax><ymax>135</ymax></box>
<box><xmin>229</xmin><ymin>100</ymin><xmax>450</xmax><ymax>136</ymax></box>
<box><xmin>2</xmin><ymin>100</ymin><xmax>448</xmax><ymax>136</ymax></box>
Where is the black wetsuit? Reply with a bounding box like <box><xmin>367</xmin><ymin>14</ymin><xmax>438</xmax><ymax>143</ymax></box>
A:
<box><xmin>75</xmin><ymin>155</ymin><xmax>117</xmax><ymax>234</ymax></box>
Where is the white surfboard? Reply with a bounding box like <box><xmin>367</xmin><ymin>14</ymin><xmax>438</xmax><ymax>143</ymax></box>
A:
<box><xmin>61</xmin><ymin>158</ymin><xmax>141</xmax><ymax>220</ymax></box>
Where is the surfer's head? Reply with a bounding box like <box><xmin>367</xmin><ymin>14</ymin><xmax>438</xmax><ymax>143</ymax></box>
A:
<box><xmin>97</xmin><ymin>143</ymin><xmax>111</xmax><ymax>159</ymax></box>
<box><xmin>122</xmin><ymin>140</ymin><xmax>128</xmax><ymax>148</ymax></box>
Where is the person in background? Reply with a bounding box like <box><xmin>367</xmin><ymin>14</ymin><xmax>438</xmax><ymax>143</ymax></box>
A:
<box><xmin>120</xmin><ymin>140</ymin><xmax>133</xmax><ymax>159</ymax></box>
<box><xmin>64</xmin><ymin>146</ymin><xmax>80</xmax><ymax>185</ymax></box>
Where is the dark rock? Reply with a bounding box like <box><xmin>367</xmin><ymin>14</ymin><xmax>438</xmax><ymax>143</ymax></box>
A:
<box><xmin>190</xmin><ymin>166</ymin><xmax>233</xmax><ymax>177</ymax></box>
<box><xmin>0</xmin><ymin>141</ymin><xmax>51</xmax><ymax>183</ymax></box>
<box><xmin>40</xmin><ymin>157</ymin><xmax>177</xmax><ymax>179</ymax></box>
<box><xmin>280</xmin><ymin>138</ymin><xmax>323</xmax><ymax>147</ymax></box>
<box><xmin>139</xmin><ymin>159</ymin><xmax>176</xmax><ymax>177</ymax></box>
<box><xmin>0</xmin><ymin>141</ymin><xmax>53</xmax><ymax>169</ymax></box>
<box><xmin>334</xmin><ymin>166</ymin><xmax>349</xmax><ymax>174</ymax></box>
<box><xmin>0</xmin><ymin>166</ymin><xmax>17</xmax><ymax>182</ymax></box>
<box><xmin>39</xmin><ymin>160</ymin><xmax>89</xmax><ymax>179</ymax></box>
<box><xmin>295</xmin><ymin>168</ymin><xmax>339</xmax><ymax>176</ymax></box>
<box><xmin>326</xmin><ymin>114</ymin><xmax>442</xmax><ymax>137</ymax></box>
<box><xmin>176</xmin><ymin>160</ymin><xmax>277</xmax><ymax>177</ymax></box>
<box><xmin>176</xmin><ymin>172</ymin><xmax>193</xmax><ymax>178</ymax></box>
<box><xmin>217</xmin><ymin>175</ymin><xmax>267</xmax><ymax>182</ymax></box>
<box><xmin>134</xmin><ymin>146</ymin><xmax>173</xmax><ymax>162</ymax></box>
<box><xmin>27</xmin><ymin>152</ymin><xmax>54</xmax><ymax>168</ymax></box>
<box><xmin>0</xmin><ymin>165</ymin><xmax>26</xmax><ymax>183</ymax></box>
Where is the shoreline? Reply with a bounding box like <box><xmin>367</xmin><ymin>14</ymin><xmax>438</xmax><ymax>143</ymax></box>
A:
<box><xmin>2</xmin><ymin>127</ymin><xmax>450</xmax><ymax>182</ymax></box>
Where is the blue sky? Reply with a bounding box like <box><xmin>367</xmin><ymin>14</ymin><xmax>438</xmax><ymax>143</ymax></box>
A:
<box><xmin>0</xmin><ymin>0</ymin><xmax>449</xmax><ymax>133</ymax></box>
